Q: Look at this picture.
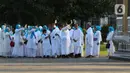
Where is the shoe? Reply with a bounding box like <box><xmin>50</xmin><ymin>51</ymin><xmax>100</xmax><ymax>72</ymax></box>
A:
<box><xmin>85</xmin><ymin>55</ymin><xmax>91</xmax><ymax>58</ymax></box>
<box><xmin>90</xmin><ymin>55</ymin><xmax>95</xmax><ymax>58</ymax></box>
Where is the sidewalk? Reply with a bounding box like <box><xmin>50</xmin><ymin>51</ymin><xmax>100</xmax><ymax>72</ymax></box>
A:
<box><xmin>109</xmin><ymin>51</ymin><xmax>130</xmax><ymax>61</ymax></box>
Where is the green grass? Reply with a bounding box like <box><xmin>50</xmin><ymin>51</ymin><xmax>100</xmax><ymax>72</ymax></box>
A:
<box><xmin>100</xmin><ymin>44</ymin><xmax>108</xmax><ymax>56</ymax></box>
<box><xmin>82</xmin><ymin>44</ymin><xmax>108</xmax><ymax>57</ymax></box>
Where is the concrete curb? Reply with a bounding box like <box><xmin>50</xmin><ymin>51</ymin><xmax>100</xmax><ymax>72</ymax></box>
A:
<box><xmin>109</xmin><ymin>56</ymin><xmax>130</xmax><ymax>61</ymax></box>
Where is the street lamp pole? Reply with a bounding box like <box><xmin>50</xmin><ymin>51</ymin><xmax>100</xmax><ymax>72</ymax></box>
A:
<box><xmin>123</xmin><ymin>0</ymin><xmax>128</xmax><ymax>35</ymax></box>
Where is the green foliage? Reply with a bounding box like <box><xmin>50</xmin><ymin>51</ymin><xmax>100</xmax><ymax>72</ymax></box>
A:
<box><xmin>83</xmin><ymin>28</ymin><xmax>86</xmax><ymax>35</ymax></box>
<box><xmin>101</xmin><ymin>25</ymin><xmax>109</xmax><ymax>42</ymax></box>
<box><xmin>0</xmin><ymin>0</ymin><xmax>115</xmax><ymax>25</ymax></box>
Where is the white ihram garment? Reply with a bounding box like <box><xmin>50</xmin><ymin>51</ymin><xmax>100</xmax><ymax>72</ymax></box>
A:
<box><xmin>93</xmin><ymin>31</ymin><xmax>102</xmax><ymax>56</ymax></box>
<box><xmin>86</xmin><ymin>27</ymin><xmax>94</xmax><ymax>56</ymax></box>
<box><xmin>106</xmin><ymin>31</ymin><xmax>115</xmax><ymax>56</ymax></box>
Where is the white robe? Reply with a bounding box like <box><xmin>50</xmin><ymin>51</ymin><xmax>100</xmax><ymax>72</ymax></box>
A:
<box><xmin>60</xmin><ymin>29</ymin><xmax>70</xmax><ymax>55</ymax></box>
<box><xmin>55</xmin><ymin>28</ymin><xmax>61</xmax><ymax>56</ymax></box>
<box><xmin>0</xmin><ymin>28</ymin><xmax>4</xmax><ymax>56</ymax></box>
<box><xmin>8</xmin><ymin>31</ymin><xmax>14</xmax><ymax>56</ymax></box>
<box><xmin>106</xmin><ymin>31</ymin><xmax>115</xmax><ymax>56</ymax></box>
<box><xmin>80</xmin><ymin>30</ymin><xmax>84</xmax><ymax>57</ymax></box>
<box><xmin>86</xmin><ymin>27</ymin><xmax>94</xmax><ymax>56</ymax></box>
<box><xmin>93</xmin><ymin>31</ymin><xmax>102</xmax><ymax>56</ymax></box>
<box><xmin>69</xmin><ymin>29</ymin><xmax>74</xmax><ymax>54</ymax></box>
<box><xmin>50</xmin><ymin>28</ymin><xmax>60</xmax><ymax>56</ymax></box>
<box><xmin>42</xmin><ymin>33</ymin><xmax>51</xmax><ymax>56</ymax></box>
<box><xmin>26</xmin><ymin>29</ymin><xmax>37</xmax><ymax>57</ymax></box>
<box><xmin>72</xmin><ymin>28</ymin><xmax>82</xmax><ymax>55</ymax></box>
<box><xmin>23</xmin><ymin>30</ymin><xmax>28</xmax><ymax>57</ymax></box>
<box><xmin>12</xmin><ymin>28</ymin><xmax>24</xmax><ymax>57</ymax></box>
<box><xmin>2</xmin><ymin>32</ymin><xmax>11</xmax><ymax>56</ymax></box>
<box><xmin>35</xmin><ymin>30</ymin><xmax>42</xmax><ymax>57</ymax></box>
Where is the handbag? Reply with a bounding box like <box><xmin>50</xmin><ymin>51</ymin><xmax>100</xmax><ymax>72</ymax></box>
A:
<box><xmin>24</xmin><ymin>39</ymin><xmax>28</xmax><ymax>44</ymax></box>
<box><xmin>10</xmin><ymin>41</ymin><xmax>15</xmax><ymax>47</ymax></box>
<box><xmin>106</xmin><ymin>42</ymin><xmax>110</xmax><ymax>49</ymax></box>
<box><xmin>9</xmin><ymin>35</ymin><xmax>15</xmax><ymax>47</ymax></box>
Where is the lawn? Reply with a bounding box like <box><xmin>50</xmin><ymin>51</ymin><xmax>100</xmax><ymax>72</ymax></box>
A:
<box><xmin>82</xmin><ymin>43</ymin><xmax>108</xmax><ymax>57</ymax></box>
<box><xmin>100</xmin><ymin>44</ymin><xmax>108</xmax><ymax>56</ymax></box>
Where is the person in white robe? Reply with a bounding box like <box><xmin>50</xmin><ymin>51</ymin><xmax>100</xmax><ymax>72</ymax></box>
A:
<box><xmin>42</xmin><ymin>28</ymin><xmax>51</xmax><ymax>58</ymax></box>
<box><xmin>2</xmin><ymin>27</ymin><xmax>11</xmax><ymax>57</ymax></box>
<box><xmin>106</xmin><ymin>26</ymin><xmax>115</xmax><ymax>56</ymax></box>
<box><xmin>60</xmin><ymin>24</ymin><xmax>71</xmax><ymax>58</ymax></box>
<box><xmin>0</xmin><ymin>27</ymin><xmax>4</xmax><ymax>56</ymax></box>
<box><xmin>50</xmin><ymin>23</ymin><xmax>60</xmax><ymax>58</ymax></box>
<box><xmin>12</xmin><ymin>24</ymin><xmax>24</xmax><ymax>57</ymax></box>
<box><xmin>55</xmin><ymin>25</ymin><xmax>62</xmax><ymax>58</ymax></box>
<box><xmin>25</xmin><ymin>26</ymin><xmax>32</xmax><ymax>57</ymax></box>
<box><xmin>35</xmin><ymin>27</ymin><xmax>42</xmax><ymax>57</ymax></box>
<box><xmin>8</xmin><ymin>27</ymin><xmax>14</xmax><ymax>57</ymax></box>
<box><xmin>23</xmin><ymin>27</ymin><xmax>28</xmax><ymax>57</ymax></box>
<box><xmin>85</xmin><ymin>23</ymin><xmax>94</xmax><ymax>58</ymax></box>
<box><xmin>78</xmin><ymin>26</ymin><xmax>84</xmax><ymax>57</ymax></box>
<box><xmin>26</xmin><ymin>27</ymin><xmax>37</xmax><ymax>57</ymax></box>
<box><xmin>69</xmin><ymin>27</ymin><xmax>75</xmax><ymax>57</ymax></box>
<box><xmin>93</xmin><ymin>25</ymin><xmax>102</xmax><ymax>57</ymax></box>
<box><xmin>79</xmin><ymin>27</ymin><xmax>84</xmax><ymax>57</ymax></box>
<box><xmin>72</xmin><ymin>24</ymin><xmax>82</xmax><ymax>58</ymax></box>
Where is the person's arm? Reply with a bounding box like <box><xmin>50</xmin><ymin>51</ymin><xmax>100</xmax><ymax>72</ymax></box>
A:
<box><xmin>15</xmin><ymin>28</ymin><xmax>24</xmax><ymax>33</ymax></box>
<box><xmin>87</xmin><ymin>33</ymin><xmax>93</xmax><ymax>47</ymax></box>
<box><xmin>5</xmin><ymin>32</ymin><xmax>10</xmax><ymax>36</ymax></box>
<box><xmin>45</xmin><ymin>34</ymin><xmax>50</xmax><ymax>39</ymax></box>
<box><xmin>106</xmin><ymin>32</ymin><xmax>114</xmax><ymax>41</ymax></box>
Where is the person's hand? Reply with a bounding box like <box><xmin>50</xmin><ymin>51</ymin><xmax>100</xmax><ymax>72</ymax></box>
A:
<box><xmin>97</xmin><ymin>43</ymin><xmax>99</xmax><ymax>45</ymax></box>
<box><xmin>55</xmin><ymin>34</ymin><xmax>58</xmax><ymax>36</ymax></box>
<box><xmin>45</xmin><ymin>37</ymin><xmax>48</xmax><ymax>39</ymax></box>
<box><xmin>73</xmin><ymin>39</ymin><xmax>77</xmax><ymax>42</ymax></box>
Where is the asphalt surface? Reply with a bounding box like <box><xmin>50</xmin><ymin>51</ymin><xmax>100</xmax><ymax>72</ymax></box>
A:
<box><xmin>0</xmin><ymin>57</ymin><xmax>129</xmax><ymax>73</ymax></box>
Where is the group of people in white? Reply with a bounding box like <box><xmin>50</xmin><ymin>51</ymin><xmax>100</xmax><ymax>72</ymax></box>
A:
<box><xmin>0</xmin><ymin>22</ymin><xmax>115</xmax><ymax>58</ymax></box>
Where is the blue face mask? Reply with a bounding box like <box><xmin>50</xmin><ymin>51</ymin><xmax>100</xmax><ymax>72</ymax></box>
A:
<box><xmin>4</xmin><ymin>28</ymin><xmax>9</xmax><ymax>33</ymax></box>
<box><xmin>96</xmin><ymin>26</ymin><xmax>101</xmax><ymax>31</ymax></box>
<box><xmin>109</xmin><ymin>26</ymin><xmax>114</xmax><ymax>32</ymax></box>
<box><xmin>78</xmin><ymin>26</ymin><xmax>83</xmax><ymax>32</ymax></box>
<box><xmin>28</xmin><ymin>26</ymin><xmax>32</xmax><ymax>30</ymax></box>
<box><xmin>43</xmin><ymin>25</ymin><xmax>48</xmax><ymax>30</ymax></box>
<box><xmin>35</xmin><ymin>28</ymin><xmax>39</xmax><ymax>32</ymax></box>
<box><xmin>16</xmin><ymin>24</ymin><xmax>21</xmax><ymax>29</ymax></box>
<box><xmin>72</xmin><ymin>27</ymin><xmax>76</xmax><ymax>30</ymax></box>
<box><xmin>2</xmin><ymin>25</ymin><xmax>5</xmax><ymax>30</ymax></box>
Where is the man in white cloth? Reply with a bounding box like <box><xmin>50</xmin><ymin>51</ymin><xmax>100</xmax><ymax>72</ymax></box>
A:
<box><xmin>42</xmin><ymin>26</ymin><xmax>51</xmax><ymax>58</ymax></box>
<box><xmin>69</xmin><ymin>27</ymin><xmax>75</xmax><ymax>58</ymax></box>
<box><xmin>93</xmin><ymin>25</ymin><xmax>102</xmax><ymax>57</ymax></box>
<box><xmin>72</xmin><ymin>23</ymin><xmax>82</xmax><ymax>58</ymax></box>
<box><xmin>85</xmin><ymin>22</ymin><xmax>94</xmax><ymax>58</ymax></box>
<box><xmin>50</xmin><ymin>23</ymin><xmax>60</xmax><ymax>58</ymax></box>
<box><xmin>2</xmin><ymin>27</ymin><xmax>11</xmax><ymax>57</ymax></box>
<box><xmin>60</xmin><ymin>23</ymin><xmax>71</xmax><ymax>58</ymax></box>
<box><xmin>26</xmin><ymin>26</ymin><xmax>37</xmax><ymax>58</ymax></box>
<box><xmin>106</xmin><ymin>26</ymin><xmax>115</xmax><ymax>56</ymax></box>
<box><xmin>0</xmin><ymin>25</ymin><xmax>5</xmax><ymax>56</ymax></box>
<box><xmin>79</xmin><ymin>26</ymin><xmax>84</xmax><ymax>57</ymax></box>
<box><xmin>35</xmin><ymin>26</ymin><xmax>42</xmax><ymax>57</ymax></box>
<box><xmin>12</xmin><ymin>24</ymin><xmax>24</xmax><ymax>57</ymax></box>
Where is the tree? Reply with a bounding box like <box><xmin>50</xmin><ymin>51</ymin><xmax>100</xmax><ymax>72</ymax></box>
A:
<box><xmin>0</xmin><ymin>0</ymin><xmax>115</xmax><ymax>25</ymax></box>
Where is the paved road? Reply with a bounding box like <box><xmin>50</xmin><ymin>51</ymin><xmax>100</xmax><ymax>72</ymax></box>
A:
<box><xmin>0</xmin><ymin>57</ymin><xmax>129</xmax><ymax>73</ymax></box>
